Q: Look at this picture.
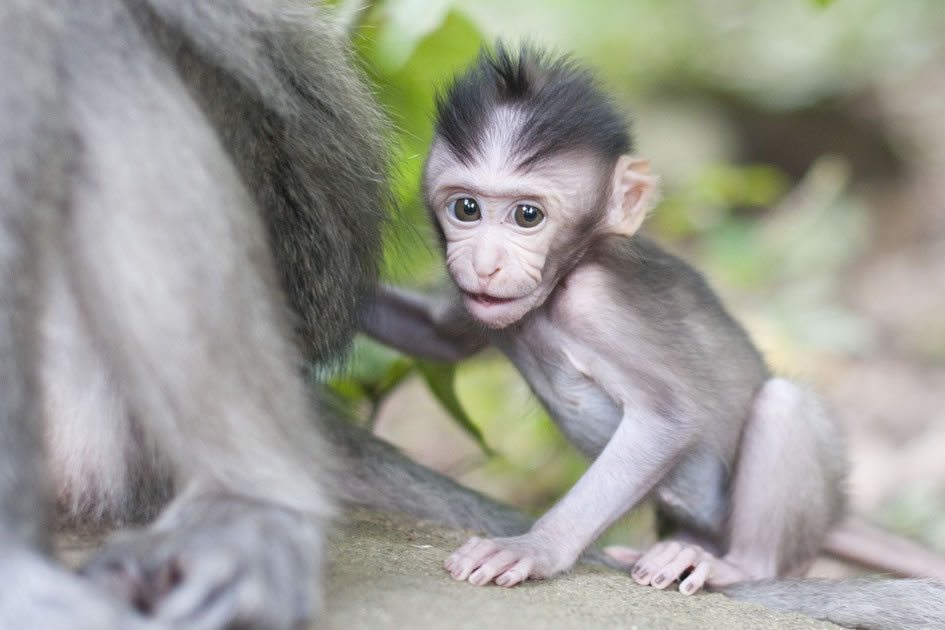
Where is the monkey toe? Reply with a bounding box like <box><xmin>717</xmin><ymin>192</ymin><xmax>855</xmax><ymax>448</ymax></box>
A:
<box><xmin>679</xmin><ymin>561</ymin><xmax>712</xmax><ymax>595</ymax></box>
<box><xmin>82</xmin><ymin>500</ymin><xmax>322</xmax><ymax>629</ymax></box>
<box><xmin>632</xmin><ymin>541</ymin><xmax>679</xmax><ymax>585</ymax></box>
<box><xmin>633</xmin><ymin>541</ymin><xmax>708</xmax><ymax>588</ymax></box>
<box><xmin>651</xmin><ymin>546</ymin><xmax>700</xmax><ymax>589</ymax></box>
<box><xmin>152</xmin><ymin>550</ymin><xmax>253</xmax><ymax>628</ymax></box>
<box><xmin>603</xmin><ymin>545</ymin><xmax>644</xmax><ymax>568</ymax></box>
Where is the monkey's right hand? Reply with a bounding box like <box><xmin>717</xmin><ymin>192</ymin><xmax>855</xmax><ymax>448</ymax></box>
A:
<box><xmin>444</xmin><ymin>533</ymin><xmax>571</xmax><ymax>588</ymax></box>
<box><xmin>0</xmin><ymin>548</ymin><xmax>162</xmax><ymax>630</ymax></box>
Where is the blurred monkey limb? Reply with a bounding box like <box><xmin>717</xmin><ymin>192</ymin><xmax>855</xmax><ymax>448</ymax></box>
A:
<box><xmin>361</xmin><ymin>44</ymin><xmax>945</xmax><ymax>630</ymax></box>
<box><xmin>0</xmin><ymin>2</ymin><xmax>535</xmax><ymax>628</ymax></box>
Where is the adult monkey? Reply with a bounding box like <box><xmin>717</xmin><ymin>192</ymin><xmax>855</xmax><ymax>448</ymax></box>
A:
<box><xmin>0</xmin><ymin>1</ymin><xmax>532</xmax><ymax>628</ymax></box>
<box><xmin>362</xmin><ymin>44</ymin><xmax>945</xmax><ymax>630</ymax></box>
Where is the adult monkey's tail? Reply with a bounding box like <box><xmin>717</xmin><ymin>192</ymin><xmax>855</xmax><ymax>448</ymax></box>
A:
<box><xmin>723</xmin><ymin>577</ymin><xmax>945</xmax><ymax>630</ymax></box>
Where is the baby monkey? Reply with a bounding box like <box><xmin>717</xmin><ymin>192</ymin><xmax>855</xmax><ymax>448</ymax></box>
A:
<box><xmin>365</xmin><ymin>44</ymin><xmax>845</xmax><ymax>594</ymax></box>
<box><xmin>364</xmin><ymin>45</ymin><xmax>943</xmax><ymax>612</ymax></box>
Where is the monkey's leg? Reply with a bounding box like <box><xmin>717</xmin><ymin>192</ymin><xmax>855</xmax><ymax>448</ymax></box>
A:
<box><xmin>0</xmin><ymin>203</ymin><xmax>151</xmax><ymax>630</ymax></box>
<box><xmin>66</xmin><ymin>36</ymin><xmax>334</xmax><ymax>627</ymax></box>
<box><xmin>723</xmin><ymin>378</ymin><xmax>845</xmax><ymax>579</ymax></box>
<box><xmin>0</xmin><ymin>6</ymin><xmax>157</xmax><ymax>626</ymax></box>
<box><xmin>632</xmin><ymin>378</ymin><xmax>845</xmax><ymax>594</ymax></box>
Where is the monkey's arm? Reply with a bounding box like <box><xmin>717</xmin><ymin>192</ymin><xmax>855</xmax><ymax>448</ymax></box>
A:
<box><xmin>445</xmin><ymin>406</ymin><xmax>689</xmax><ymax>586</ymax></box>
<box><xmin>360</xmin><ymin>284</ymin><xmax>489</xmax><ymax>361</ymax></box>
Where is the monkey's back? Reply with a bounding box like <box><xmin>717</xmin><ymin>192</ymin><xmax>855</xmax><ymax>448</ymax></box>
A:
<box><xmin>559</xmin><ymin>234</ymin><xmax>772</xmax><ymax>534</ymax></box>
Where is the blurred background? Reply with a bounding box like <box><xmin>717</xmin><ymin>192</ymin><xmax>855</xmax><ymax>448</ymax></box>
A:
<box><xmin>328</xmin><ymin>0</ymin><xmax>945</xmax><ymax>569</ymax></box>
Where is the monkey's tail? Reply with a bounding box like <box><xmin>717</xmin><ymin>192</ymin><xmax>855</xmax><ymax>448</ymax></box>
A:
<box><xmin>823</xmin><ymin>518</ymin><xmax>945</xmax><ymax>581</ymax></box>
<box><xmin>721</xmin><ymin>577</ymin><xmax>945</xmax><ymax>630</ymax></box>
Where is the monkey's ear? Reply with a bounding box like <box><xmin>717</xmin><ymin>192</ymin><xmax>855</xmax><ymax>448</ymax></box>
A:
<box><xmin>605</xmin><ymin>155</ymin><xmax>659</xmax><ymax>237</ymax></box>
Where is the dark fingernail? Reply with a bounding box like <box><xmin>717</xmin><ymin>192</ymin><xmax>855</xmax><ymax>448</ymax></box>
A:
<box><xmin>653</xmin><ymin>574</ymin><xmax>665</xmax><ymax>586</ymax></box>
<box><xmin>634</xmin><ymin>569</ymin><xmax>647</xmax><ymax>579</ymax></box>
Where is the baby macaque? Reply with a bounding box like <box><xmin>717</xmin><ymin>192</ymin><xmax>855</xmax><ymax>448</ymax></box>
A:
<box><xmin>363</xmin><ymin>44</ymin><xmax>945</xmax><ymax>627</ymax></box>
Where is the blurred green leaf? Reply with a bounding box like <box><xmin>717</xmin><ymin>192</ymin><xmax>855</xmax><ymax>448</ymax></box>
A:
<box><xmin>355</xmin><ymin>7</ymin><xmax>485</xmax><ymax>283</ymax></box>
<box><xmin>328</xmin><ymin>336</ymin><xmax>415</xmax><ymax>408</ymax></box>
<box><xmin>417</xmin><ymin>359</ymin><xmax>494</xmax><ymax>455</ymax></box>
<box><xmin>374</xmin><ymin>357</ymin><xmax>414</xmax><ymax>396</ymax></box>
<box><xmin>341</xmin><ymin>336</ymin><xmax>409</xmax><ymax>385</ymax></box>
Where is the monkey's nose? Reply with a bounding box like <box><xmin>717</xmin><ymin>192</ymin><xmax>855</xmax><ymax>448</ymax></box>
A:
<box><xmin>477</xmin><ymin>267</ymin><xmax>501</xmax><ymax>288</ymax></box>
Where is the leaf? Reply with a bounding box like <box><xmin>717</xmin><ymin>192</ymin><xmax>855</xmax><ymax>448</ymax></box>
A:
<box><xmin>329</xmin><ymin>336</ymin><xmax>415</xmax><ymax>402</ymax></box>
<box><xmin>364</xmin><ymin>0</ymin><xmax>453</xmax><ymax>75</ymax></box>
<box><xmin>344</xmin><ymin>335</ymin><xmax>409</xmax><ymax>385</ymax></box>
<box><xmin>374</xmin><ymin>357</ymin><xmax>414</xmax><ymax>397</ymax></box>
<box><xmin>416</xmin><ymin>359</ymin><xmax>494</xmax><ymax>455</ymax></box>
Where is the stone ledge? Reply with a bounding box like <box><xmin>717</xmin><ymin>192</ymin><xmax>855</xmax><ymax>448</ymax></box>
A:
<box><xmin>325</xmin><ymin>508</ymin><xmax>839</xmax><ymax>630</ymax></box>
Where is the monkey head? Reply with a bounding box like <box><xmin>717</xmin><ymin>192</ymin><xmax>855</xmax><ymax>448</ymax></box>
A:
<box><xmin>424</xmin><ymin>141</ymin><xmax>656</xmax><ymax>328</ymax></box>
<box><xmin>422</xmin><ymin>44</ymin><xmax>658</xmax><ymax>329</ymax></box>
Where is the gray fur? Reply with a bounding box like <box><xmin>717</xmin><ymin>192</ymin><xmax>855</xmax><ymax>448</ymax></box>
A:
<box><xmin>725</xmin><ymin>579</ymin><xmax>945</xmax><ymax>630</ymax></box>
<box><xmin>325</xmin><ymin>403</ymin><xmax>533</xmax><ymax>535</ymax></box>
<box><xmin>0</xmin><ymin>0</ymin><xmax>64</xmax><ymax>553</ymax></box>
<box><xmin>1</xmin><ymin>0</ymin><xmax>540</xmax><ymax>627</ymax></box>
<box><xmin>129</xmin><ymin>0</ymin><xmax>391</xmax><ymax>362</ymax></box>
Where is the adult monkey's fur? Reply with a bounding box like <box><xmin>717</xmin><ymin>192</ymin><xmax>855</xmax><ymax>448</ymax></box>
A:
<box><xmin>0</xmin><ymin>1</ymin><xmax>530</xmax><ymax>627</ymax></box>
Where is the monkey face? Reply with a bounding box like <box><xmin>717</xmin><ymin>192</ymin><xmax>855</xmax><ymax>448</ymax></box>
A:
<box><xmin>423</xmin><ymin>141</ymin><xmax>607</xmax><ymax>328</ymax></box>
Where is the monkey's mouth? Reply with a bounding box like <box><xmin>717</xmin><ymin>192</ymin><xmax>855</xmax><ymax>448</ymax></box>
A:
<box><xmin>463</xmin><ymin>292</ymin><xmax>518</xmax><ymax>306</ymax></box>
<box><xmin>460</xmin><ymin>291</ymin><xmax>533</xmax><ymax>329</ymax></box>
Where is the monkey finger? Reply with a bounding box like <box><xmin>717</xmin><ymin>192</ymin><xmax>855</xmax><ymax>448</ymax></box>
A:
<box><xmin>468</xmin><ymin>549</ymin><xmax>521</xmax><ymax>586</ymax></box>
<box><xmin>632</xmin><ymin>541</ymin><xmax>682</xmax><ymax>585</ymax></box>
<box><xmin>650</xmin><ymin>546</ymin><xmax>700</xmax><ymax>589</ymax></box>
<box><xmin>679</xmin><ymin>560</ymin><xmax>712</xmax><ymax>595</ymax></box>
<box><xmin>444</xmin><ymin>536</ymin><xmax>482</xmax><ymax>572</ymax></box>
<box><xmin>447</xmin><ymin>537</ymin><xmax>500</xmax><ymax>581</ymax></box>
<box><xmin>495</xmin><ymin>557</ymin><xmax>534</xmax><ymax>588</ymax></box>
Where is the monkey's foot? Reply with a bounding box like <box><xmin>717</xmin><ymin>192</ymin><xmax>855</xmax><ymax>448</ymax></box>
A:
<box><xmin>80</xmin><ymin>495</ymin><xmax>325</xmax><ymax>630</ymax></box>
<box><xmin>626</xmin><ymin>541</ymin><xmax>747</xmax><ymax>595</ymax></box>
<box><xmin>444</xmin><ymin>534</ymin><xmax>566</xmax><ymax>587</ymax></box>
<box><xmin>2</xmin><ymin>549</ymin><xmax>157</xmax><ymax>629</ymax></box>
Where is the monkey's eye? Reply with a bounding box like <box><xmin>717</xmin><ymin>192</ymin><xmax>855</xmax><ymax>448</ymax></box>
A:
<box><xmin>449</xmin><ymin>197</ymin><xmax>481</xmax><ymax>222</ymax></box>
<box><xmin>514</xmin><ymin>204</ymin><xmax>544</xmax><ymax>228</ymax></box>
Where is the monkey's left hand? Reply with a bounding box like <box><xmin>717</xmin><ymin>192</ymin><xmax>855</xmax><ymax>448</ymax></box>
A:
<box><xmin>80</xmin><ymin>494</ymin><xmax>324</xmax><ymax>629</ymax></box>
<box><xmin>444</xmin><ymin>533</ymin><xmax>571</xmax><ymax>587</ymax></box>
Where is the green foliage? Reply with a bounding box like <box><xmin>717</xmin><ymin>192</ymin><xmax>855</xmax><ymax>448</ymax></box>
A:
<box><xmin>330</xmin><ymin>336</ymin><xmax>492</xmax><ymax>453</ymax></box>
<box><xmin>416</xmin><ymin>360</ymin><xmax>494</xmax><ymax>455</ymax></box>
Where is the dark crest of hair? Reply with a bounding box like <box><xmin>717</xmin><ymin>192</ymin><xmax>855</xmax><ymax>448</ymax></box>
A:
<box><xmin>433</xmin><ymin>42</ymin><xmax>633</xmax><ymax>170</ymax></box>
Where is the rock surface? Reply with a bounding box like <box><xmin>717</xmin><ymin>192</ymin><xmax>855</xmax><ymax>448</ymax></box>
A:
<box><xmin>324</xmin><ymin>508</ymin><xmax>839</xmax><ymax>630</ymax></box>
